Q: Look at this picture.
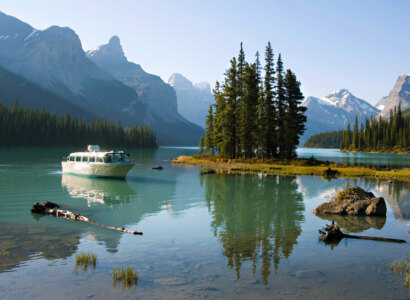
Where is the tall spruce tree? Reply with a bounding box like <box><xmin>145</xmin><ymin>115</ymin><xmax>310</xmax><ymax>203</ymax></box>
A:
<box><xmin>283</xmin><ymin>69</ymin><xmax>306</xmax><ymax>159</ymax></box>
<box><xmin>239</xmin><ymin>62</ymin><xmax>259</xmax><ymax>158</ymax></box>
<box><xmin>222</xmin><ymin>58</ymin><xmax>239</xmax><ymax>158</ymax></box>
<box><xmin>205</xmin><ymin>104</ymin><xmax>215</xmax><ymax>155</ymax></box>
<box><xmin>275</xmin><ymin>54</ymin><xmax>286</xmax><ymax>158</ymax></box>
<box><xmin>263</xmin><ymin>42</ymin><xmax>276</xmax><ymax>158</ymax></box>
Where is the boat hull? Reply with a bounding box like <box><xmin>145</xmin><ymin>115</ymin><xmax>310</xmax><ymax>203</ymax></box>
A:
<box><xmin>61</xmin><ymin>162</ymin><xmax>135</xmax><ymax>178</ymax></box>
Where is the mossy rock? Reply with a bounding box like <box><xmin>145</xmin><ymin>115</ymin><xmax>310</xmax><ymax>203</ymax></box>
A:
<box><xmin>313</xmin><ymin>186</ymin><xmax>387</xmax><ymax>216</ymax></box>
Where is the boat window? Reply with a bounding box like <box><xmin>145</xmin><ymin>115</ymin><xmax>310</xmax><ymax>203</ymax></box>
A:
<box><xmin>97</xmin><ymin>157</ymin><xmax>103</xmax><ymax>163</ymax></box>
<box><xmin>115</xmin><ymin>154</ymin><xmax>122</xmax><ymax>162</ymax></box>
<box><xmin>123</xmin><ymin>154</ymin><xmax>130</xmax><ymax>162</ymax></box>
<box><xmin>104</xmin><ymin>154</ymin><xmax>113</xmax><ymax>163</ymax></box>
<box><xmin>75</xmin><ymin>156</ymin><xmax>81</xmax><ymax>162</ymax></box>
<box><xmin>69</xmin><ymin>156</ymin><xmax>75</xmax><ymax>162</ymax></box>
<box><xmin>89</xmin><ymin>156</ymin><xmax>96</xmax><ymax>162</ymax></box>
<box><xmin>82</xmin><ymin>157</ymin><xmax>88</xmax><ymax>162</ymax></box>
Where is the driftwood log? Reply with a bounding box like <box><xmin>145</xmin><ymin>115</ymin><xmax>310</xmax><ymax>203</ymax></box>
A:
<box><xmin>319</xmin><ymin>220</ymin><xmax>405</xmax><ymax>245</ymax></box>
<box><xmin>31</xmin><ymin>201</ymin><xmax>143</xmax><ymax>235</ymax></box>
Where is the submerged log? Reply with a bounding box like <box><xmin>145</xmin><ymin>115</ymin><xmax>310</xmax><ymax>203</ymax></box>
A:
<box><xmin>319</xmin><ymin>220</ymin><xmax>405</xmax><ymax>245</ymax></box>
<box><xmin>31</xmin><ymin>202</ymin><xmax>143</xmax><ymax>235</ymax></box>
<box><xmin>152</xmin><ymin>166</ymin><xmax>163</xmax><ymax>170</ymax></box>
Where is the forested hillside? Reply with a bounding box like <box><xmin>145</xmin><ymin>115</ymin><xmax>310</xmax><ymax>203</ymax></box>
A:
<box><xmin>340</xmin><ymin>106</ymin><xmax>409</xmax><ymax>152</ymax></box>
<box><xmin>0</xmin><ymin>101</ymin><xmax>157</xmax><ymax>147</ymax></box>
<box><xmin>304</xmin><ymin>130</ymin><xmax>344</xmax><ymax>148</ymax></box>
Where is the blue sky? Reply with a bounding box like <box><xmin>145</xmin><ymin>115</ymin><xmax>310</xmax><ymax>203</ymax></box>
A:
<box><xmin>1</xmin><ymin>0</ymin><xmax>409</xmax><ymax>104</ymax></box>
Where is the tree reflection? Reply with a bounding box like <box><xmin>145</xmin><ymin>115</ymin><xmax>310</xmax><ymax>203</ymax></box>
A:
<box><xmin>204</xmin><ymin>174</ymin><xmax>304</xmax><ymax>284</ymax></box>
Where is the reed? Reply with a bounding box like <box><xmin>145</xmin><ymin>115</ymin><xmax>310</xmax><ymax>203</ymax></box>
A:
<box><xmin>391</xmin><ymin>258</ymin><xmax>410</xmax><ymax>288</ymax></box>
<box><xmin>75</xmin><ymin>251</ymin><xmax>97</xmax><ymax>272</ymax></box>
<box><xmin>112</xmin><ymin>266</ymin><xmax>138</xmax><ymax>287</ymax></box>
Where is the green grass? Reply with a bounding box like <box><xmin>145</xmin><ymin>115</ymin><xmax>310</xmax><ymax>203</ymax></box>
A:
<box><xmin>75</xmin><ymin>251</ymin><xmax>97</xmax><ymax>272</ymax></box>
<box><xmin>112</xmin><ymin>266</ymin><xmax>138</xmax><ymax>287</ymax></box>
<box><xmin>391</xmin><ymin>258</ymin><xmax>410</xmax><ymax>289</ymax></box>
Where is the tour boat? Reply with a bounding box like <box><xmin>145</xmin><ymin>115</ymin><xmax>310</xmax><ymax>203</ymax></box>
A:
<box><xmin>61</xmin><ymin>145</ymin><xmax>135</xmax><ymax>178</ymax></box>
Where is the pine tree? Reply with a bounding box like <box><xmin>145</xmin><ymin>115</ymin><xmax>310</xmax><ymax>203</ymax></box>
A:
<box><xmin>283</xmin><ymin>69</ymin><xmax>306</xmax><ymax>159</ymax></box>
<box><xmin>352</xmin><ymin>116</ymin><xmax>359</xmax><ymax>150</ymax></box>
<box><xmin>263</xmin><ymin>42</ymin><xmax>276</xmax><ymax>158</ymax></box>
<box><xmin>239</xmin><ymin>62</ymin><xmax>259</xmax><ymax>158</ymax></box>
<box><xmin>222</xmin><ymin>58</ymin><xmax>240</xmax><ymax>158</ymax></box>
<box><xmin>199</xmin><ymin>136</ymin><xmax>204</xmax><ymax>154</ymax></box>
<box><xmin>275</xmin><ymin>54</ymin><xmax>286</xmax><ymax>158</ymax></box>
<box><xmin>205</xmin><ymin>104</ymin><xmax>215</xmax><ymax>155</ymax></box>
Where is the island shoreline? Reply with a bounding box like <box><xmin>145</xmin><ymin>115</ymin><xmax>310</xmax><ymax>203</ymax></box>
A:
<box><xmin>172</xmin><ymin>154</ymin><xmax>410</xmax><ymax>181</ymax></box>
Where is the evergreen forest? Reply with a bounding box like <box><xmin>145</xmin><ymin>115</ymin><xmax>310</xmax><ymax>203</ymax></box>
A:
<box><xmin>340</xmin><ymin>106</ymin><xmax>409</xmax><ymax>152</ymax></box>
<box><xmin>305</xmin><ymin>107</ymin><xmax>409</xmax><ymax>152</ymax></box>
<box><xmin>203</xmin><ymin>43</ymin><xmax>306</xmax><ymax>160</ymax></box>
<box><xmin>0</xmin><ymin>101</ymin><xmax>157</xmax><ymax>148</ymax></box>
<box><xmin>304</xmin><ymin>130</ymin><xmax>344</xmax><ymax>148</ymax></box>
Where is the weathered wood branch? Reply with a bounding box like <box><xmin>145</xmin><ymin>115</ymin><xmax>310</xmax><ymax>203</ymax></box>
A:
<box><xmin>319</xmin><ymin>220</ymin><xmax>405</xmax><ymax>244</ymax></box>
<box><xmin>31</xmin><ymin>202</ymin><xmax>143</xmax><ymax>235</ymax></box>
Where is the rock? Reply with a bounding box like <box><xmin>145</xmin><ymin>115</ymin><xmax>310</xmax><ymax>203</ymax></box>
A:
<box><xmin>313</xmin><ymin>186</ymin><xmax>386</xmax><ymax>216</ymax></box>
<box><xmin>295</xmin><ymin>269</ymin><xmax>324</xmax><ymax>279</ymax></box>
<box><xmin>322</xmin><ymin>167</ymin><xmax>339</xmax><ymax>177</ymax></box>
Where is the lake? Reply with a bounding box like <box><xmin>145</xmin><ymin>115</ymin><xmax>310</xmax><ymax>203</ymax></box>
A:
<box><xmin>0</xmin><ymin>147</ymin><xmax>409</xmax><ymax>299</ymax></box>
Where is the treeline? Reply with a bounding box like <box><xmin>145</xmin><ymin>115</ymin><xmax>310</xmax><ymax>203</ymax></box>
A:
<box><xmin>304</xmin><ymin>130</ymin><xmax>344</xmax><ymax>148</ymax></box>
<box><xmin>201</xmin><ymin>43</ymin><xmax>306</xmax><ymax>159</ymax></box>
<box><xmin>0</xmin><ymin>101</ymin><xmax>157</xmax><ymax>147</ymax></box>
<box><xmin>340</xmin><ymin>106</ymin><xmax>409</xmax><ymax>152</ymax></box>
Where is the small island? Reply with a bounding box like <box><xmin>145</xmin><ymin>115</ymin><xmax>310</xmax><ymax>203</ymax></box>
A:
<box><xmin>173</xmin><ymin>154</ymin><xmax>410</xmax><ymax>181</ymax></box>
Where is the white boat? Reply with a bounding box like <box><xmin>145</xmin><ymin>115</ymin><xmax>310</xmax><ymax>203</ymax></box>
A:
<box><xmin>61</xmin><ymin>145</ymin><xmax>135</xmax><ymax>178</ymax></box>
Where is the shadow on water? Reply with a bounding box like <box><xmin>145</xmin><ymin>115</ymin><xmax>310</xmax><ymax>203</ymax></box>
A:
<box><xmin>203</xmin><ymin>174</ymin><xmax>305</xmax><ymax>284</ymax></box>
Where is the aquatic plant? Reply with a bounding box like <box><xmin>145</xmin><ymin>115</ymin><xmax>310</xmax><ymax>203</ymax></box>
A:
<box><xmin>75</xmin><ymin>251</ymin><xmax>97</xmax><ymax>272</ymax></box>
<box><xmin>112</xmin><ymin>266</ymin><xmax>138</xmax><ymax>287</ymax></box>
<box><xmin>391</xmin><ymin>258</ymin><xmax>410</xmax><ymax>289</ymax></box>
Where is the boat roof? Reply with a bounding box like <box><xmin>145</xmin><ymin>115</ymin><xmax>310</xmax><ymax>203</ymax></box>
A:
<box><xmin>68</xmin><ymin>151</ymin><xmax>129</xmax><ymax>157</ymax></box>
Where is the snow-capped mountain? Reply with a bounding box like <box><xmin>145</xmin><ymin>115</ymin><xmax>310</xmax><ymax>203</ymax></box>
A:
<box><xmin>301</xmin><ymin>89</ymin><xmax>380</xmax><ymax>144</ymax></box>
<box><xmin>320</xmin><ymin>89</ymin><xmax>380</xmax><ymax>117</ymax></box>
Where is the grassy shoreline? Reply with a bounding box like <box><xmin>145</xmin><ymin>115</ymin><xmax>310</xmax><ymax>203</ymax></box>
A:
<box><xmin>172</xmin><ymin>154</ymin><xmax>410</xmax><ymax>181</ymax></box>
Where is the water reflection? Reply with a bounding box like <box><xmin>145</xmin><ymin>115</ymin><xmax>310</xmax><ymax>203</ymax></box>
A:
<box><xmin>204</xmin><ymin>174</ymin><xmax>304</xmax><ymax>284</ymax></box>
<box><xmin>316</xmin><ymin>214</ymin><xmax>386</xmax><ymax>233</ymax></box>
<box><xmin>61</xmin><ymin>174</ymin><xmax>136</xmax><ymax>206</ymax></box>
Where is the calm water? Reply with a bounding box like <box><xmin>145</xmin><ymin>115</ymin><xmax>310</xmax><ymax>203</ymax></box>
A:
<box><xmin>0</xmin><ymin>147</ymin><xmax>409</xmax><ymax>299</ymax></box>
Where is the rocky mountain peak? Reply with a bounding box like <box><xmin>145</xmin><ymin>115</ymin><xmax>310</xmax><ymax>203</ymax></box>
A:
<box><xmin>168</xmin><ymin>73</ymin><xmax>193</xmax><ymax>90</ymax></box>
<box><xmin>194</xmin><ymin>82</ymin><xmax>211</xmax><ymax>93</ymax></box>
<box><xmin>379</xmin><ymin>74</ymin><xmax>410</xmax><ymax>117</ymax></box>
<box><xmin>86</xmin><ymin>35</ymin><xmax>127</xmax><ymax>64</ymax></box>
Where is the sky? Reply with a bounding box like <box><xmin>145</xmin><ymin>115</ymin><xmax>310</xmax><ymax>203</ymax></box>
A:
<box><xmin>1</xmin><ymin>0</ymin><xmax>409</xmax><ymax>105</ymax></box>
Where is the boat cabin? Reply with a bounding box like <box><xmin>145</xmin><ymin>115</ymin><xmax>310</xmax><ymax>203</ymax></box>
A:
<box><xmin>66</xmin><ymin>151</ymin><xmax>131</xmax><ymax>164</ymax></box>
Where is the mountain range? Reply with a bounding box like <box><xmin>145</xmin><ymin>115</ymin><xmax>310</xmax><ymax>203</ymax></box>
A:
<box><xmin>0</xmin><ymin>11</ymin><xmax>203</xmax><ymax>145</ymax></box>
<box><xmin>301</xmin><ymin>74</ymin><xmax>410</xmax><ymax>144</ymax></box>
<box><xmin>168</xmin><ymin>73</ymin><xmax>215</xmax><ymax>128</ymax></box>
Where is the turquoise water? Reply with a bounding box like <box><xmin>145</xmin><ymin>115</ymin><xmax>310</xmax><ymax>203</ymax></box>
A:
<box><xmin>0</xmin><ymin>147</ymin><xmax>409</xmax><ymax>299</ymax></box>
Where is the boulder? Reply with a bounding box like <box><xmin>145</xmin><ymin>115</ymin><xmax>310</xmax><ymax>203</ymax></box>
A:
<box><xmin>313</xmin><ymin>186</ymin><xmax>386</xmax><ymax>216</ymax></box>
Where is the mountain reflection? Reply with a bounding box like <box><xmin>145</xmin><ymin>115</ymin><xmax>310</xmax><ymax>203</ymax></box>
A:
<box><xmin>204</xmin><ymin>174</ymin><xmax>304</xmax><ymax>284</ymax></box>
